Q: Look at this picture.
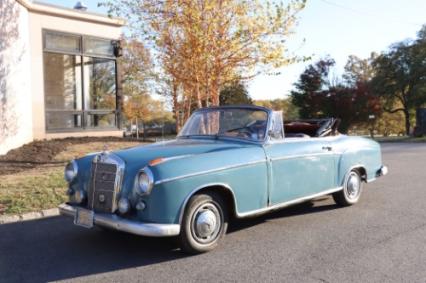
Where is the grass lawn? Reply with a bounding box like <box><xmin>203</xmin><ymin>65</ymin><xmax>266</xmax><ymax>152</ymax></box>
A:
<box><xmin>0</xmin><ymin>138</ymin><xmax>144</xmax><ymax>215</ymax></box>
<box><xmin>0</xmin><ymin>167</ymin><xmax>67</xmax><ymax>215</ymax></box>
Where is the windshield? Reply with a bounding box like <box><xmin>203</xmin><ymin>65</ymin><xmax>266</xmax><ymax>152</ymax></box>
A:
<box><xmin>179</xmin><ymin>108</ymin><xmax>268</xmax><ymax>141</ymax></box>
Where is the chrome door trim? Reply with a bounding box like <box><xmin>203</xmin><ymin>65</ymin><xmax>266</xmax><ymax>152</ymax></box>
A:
<box><xmin>154</xmin><ymin>159</ymin><xmax>267</xmax><ymax>185</ymax></box>
<box><xmin>266</xmin><ymin>135</ymin><xmax>343</xmax><ymax>145</ymax></box>
<box><xmin>178</xmin><ymin>183</ymin><xmax>344</xmax><ymax>223</ymax></box>
<box><xmin>236</xmin><ymin>186</ymin><xmax>343</xmax><ymax>218</ymax></box>
<box><xmin>269</xmin><ymin>151</ymin><xmax>341</xmax><ymax>162</ymax></box>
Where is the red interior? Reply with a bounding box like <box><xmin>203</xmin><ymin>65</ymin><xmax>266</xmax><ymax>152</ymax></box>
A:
<box><xmin>284</xmin><ymin>122</ymin><xmax>320</xmax><ymax>137</ymax></box>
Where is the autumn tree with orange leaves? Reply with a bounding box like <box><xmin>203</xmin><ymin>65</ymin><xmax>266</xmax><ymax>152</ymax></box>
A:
<box><xmin>102</xmin><ymin>0</ymin><xmax>306</xmax><ymax>130</ymax></box>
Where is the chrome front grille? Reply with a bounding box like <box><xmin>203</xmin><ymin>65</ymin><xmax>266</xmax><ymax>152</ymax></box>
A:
<box><xmin>87</xmin><ymin>153</ymin><xmax>124</xmax><ymax>213</ymax></box>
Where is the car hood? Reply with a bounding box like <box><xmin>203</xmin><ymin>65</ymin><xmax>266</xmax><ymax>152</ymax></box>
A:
<box><xmin>113</xmin><ymin>138</ymin><xmax>252</xmax><ymax>172</ymax></box>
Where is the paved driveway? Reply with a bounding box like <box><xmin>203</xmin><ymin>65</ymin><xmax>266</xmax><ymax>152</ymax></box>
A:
<box><xmin>1</xmin><ymin>143</ymin><xmax>425</xmax><ymax>282</ymax></box>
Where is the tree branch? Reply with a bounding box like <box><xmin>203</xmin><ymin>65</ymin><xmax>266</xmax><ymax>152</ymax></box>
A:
<box><xmin>383</xmin><ymin>107</ymin><xmax>405</xmax><ymax>114</ymax></box>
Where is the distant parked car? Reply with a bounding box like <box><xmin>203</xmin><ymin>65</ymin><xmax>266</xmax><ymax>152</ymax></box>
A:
<box><xmin>122</xmin><ymin>125</ymin><xmax>137</xmax><ymax>137</ymax></box>
<box><xmin>123</xmin><ymin>123</ymin><xmax>176</xmax><ymax>138</ymax></box>
<box><xmin>60</xmin><ymin>105</ymin><xmax>388</xmax><ymax>253</ymax></box>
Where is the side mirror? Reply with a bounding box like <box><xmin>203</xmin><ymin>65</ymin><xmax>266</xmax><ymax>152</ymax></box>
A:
<box><xmin>269</xmin><ymin>111</ymin><xmax>285</xmax><ymax>141</ymax></box>
<box><xmin>268</xmin><ymin>129</ymin><xmax>283</xmax><ymax>140</ymax></box>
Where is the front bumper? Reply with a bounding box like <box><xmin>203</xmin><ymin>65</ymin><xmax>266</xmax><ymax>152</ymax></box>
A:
<box><xmin>58</xmin><ymin>203</ymin><xmax>180</xmax><ymax>237</ymax></box>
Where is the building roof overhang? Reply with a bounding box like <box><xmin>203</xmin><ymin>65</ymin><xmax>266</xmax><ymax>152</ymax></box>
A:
<box><xmin>16</xmin><ymin>0</ymin><xmax>126</xmax><ymax>27</ymax></box>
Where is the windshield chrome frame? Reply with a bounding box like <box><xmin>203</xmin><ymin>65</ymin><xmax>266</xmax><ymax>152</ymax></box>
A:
<box><xmin>177</xmin><ymin>105</ymin><xmax>273</xmax><ymax>145</ymax></box>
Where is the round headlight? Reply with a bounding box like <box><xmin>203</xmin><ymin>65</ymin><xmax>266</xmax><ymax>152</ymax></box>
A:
<box><xmin>64</xmin><ymin>160</ymin><xmax>78</xmax><ymax>182</ymax></box>
<box><xmin>135</xmin><ymin>168</ymin><xmax>154</xmax><ymax>195</ymax></box>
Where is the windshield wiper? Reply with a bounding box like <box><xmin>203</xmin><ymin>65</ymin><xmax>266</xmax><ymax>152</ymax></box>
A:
<box><xmin>178</xmin><ymin>134</ymin><xmax>217</xmax><ymax>139</ymax></box>
<box><xmin>177</xmin><ymin>135</ymin><xmax>191</xmax><ymax>139</ymax></box>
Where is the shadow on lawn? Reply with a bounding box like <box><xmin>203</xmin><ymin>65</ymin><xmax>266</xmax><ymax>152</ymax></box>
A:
<box><xmin>0</xmin><ymin>198</ymin><xmax>338</xmax><ymax>282</ymax></box>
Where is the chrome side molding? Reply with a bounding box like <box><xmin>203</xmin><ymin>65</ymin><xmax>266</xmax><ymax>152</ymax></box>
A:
<box><xmin>236</xmin><ymin>186</ymin><xmax>343</xmax><ymax>218</ymax></box>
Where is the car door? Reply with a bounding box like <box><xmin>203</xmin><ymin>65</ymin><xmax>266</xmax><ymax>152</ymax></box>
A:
<box><xmin>264</xmin><ymin>138</ymin><xmax>336</xmax><ymax>205</ymax></box>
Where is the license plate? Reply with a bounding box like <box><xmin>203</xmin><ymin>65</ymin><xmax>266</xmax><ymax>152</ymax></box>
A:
<box><xmin>74</xmin><ymin>208</ymin><xmax>94</xmax><ymax>228</ymax></box>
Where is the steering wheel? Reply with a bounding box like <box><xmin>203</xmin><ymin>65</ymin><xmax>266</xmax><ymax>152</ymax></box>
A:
<box><xmin>225</xmin><ymin>123</ymin><xmax>253</xmax><ymax>138</ymax></box>
<box><xmin>236</xmin><ymin>128</ymin><xmax>253</xmax><ymax>138</ymax></box>
<box><xmin>225</xmin><ymin>120</ymin><xmax>267</xmax><ymax>139</ymax></box>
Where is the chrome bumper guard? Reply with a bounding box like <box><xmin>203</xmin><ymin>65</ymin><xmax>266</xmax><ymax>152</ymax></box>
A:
<box><xmin>376</xmin><ymin>165</ymin><xmax>389</xmax><ymax>177</ymax></box>
<box><xmin>58</xmin><ymin>203</ymin><xmax>180</xmax><ymax>237</ymax></box>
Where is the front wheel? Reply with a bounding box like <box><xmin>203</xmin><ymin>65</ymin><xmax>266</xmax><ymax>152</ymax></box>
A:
<box><xmin>333</xmin><ymin>170</ymin><xmax>363</xmax><ymax>206</ymax></box>
<box><xmin>179</xmin><ymin>192</ymin><xmax>228</xmax><ymax>254</ymax></box>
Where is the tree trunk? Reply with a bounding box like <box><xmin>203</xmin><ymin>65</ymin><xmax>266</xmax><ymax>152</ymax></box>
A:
<box><xmin>172</xmin><ymin>80</ymin><xmax>180</xmax><ymax>133</ymax></box>
<box><xmin>184</xmin><ymin>92</ymin><xmax>192</xmax><ymax>121</ymax></box>
<box><xmin>404</xmin><ymin>109</ymin><xmax>411</xmax><ymax>136</ymax></box>
<box><xmin>195</xmin><ymin>80</ymin><xmax>203</xmax><ymax>109</ymax></box>
<box><xmin>211</xmin><ymin>80</ymin><xmax>220</xmax><ymax>106</ymax></box>
<box><xmin>135</xmin><ymin>117</ymin><xmax>139</xmax><ymax>139</ymax></box>
<box><xmin>142</xmin><ymin>122</ymin><xmax>146</xmax><ymax>141</ymax></box>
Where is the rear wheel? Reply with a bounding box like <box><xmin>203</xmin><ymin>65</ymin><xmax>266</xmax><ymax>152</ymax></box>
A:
<box><xmin>333</xmin><ymin>170</ymin><xmax>363</xmax><ymax>206</ymax></box>
<box><xmin>179</xmin><ymin>192</ymin><xmax>228</xmax><ymax>254</ymax></box>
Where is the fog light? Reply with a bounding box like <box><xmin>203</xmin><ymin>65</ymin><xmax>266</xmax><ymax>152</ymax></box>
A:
<box><xmin>118</xmin><ymin>198</ymin><xmax>130</xmax><ymax>214</ymax></box>
<box><xmin>66</xmin><ymin>188</ymin><xmax>74</xmax><ymax>196</ymax></box>
<box><xmin>136</xmin><ymin>200</ymin><xmax>146</xmax><ymax>211</ymax></box>
<box><xmin>74</xmin><ymin>190</ymin><xmax>85</xmax><ymax>204</ymax></box>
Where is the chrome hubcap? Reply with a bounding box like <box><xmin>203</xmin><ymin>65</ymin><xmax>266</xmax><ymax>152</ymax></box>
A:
<box><xmin>196</xmin><ymin>210</ymin><xmax>217</xmax><ymax>238</ymax></box>
<box><xmin>346</xmin><ymin>172</ymin><xmax>361</xmax><ymax>199</ymax></box>
<box><xmin>191</xmin><ymin>203</ymin><xmax>221</xmax><ymax>244</ymax></box>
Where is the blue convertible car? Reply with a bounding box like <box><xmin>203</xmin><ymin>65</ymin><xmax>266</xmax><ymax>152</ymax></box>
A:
<box><xmin>59</xmin><ymin>105</ymin><xmax>388</xmax><ymax>253</ymax></box>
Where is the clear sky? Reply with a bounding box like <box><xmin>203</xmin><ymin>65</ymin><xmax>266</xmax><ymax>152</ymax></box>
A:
<box><xmin>40</xmin><ymin>0</ymin><xmax>426</xmax><ymax>100</ymax></box>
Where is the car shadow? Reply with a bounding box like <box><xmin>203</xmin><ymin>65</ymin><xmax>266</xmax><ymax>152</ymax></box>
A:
<box><xmin>0</xmin><ymin>197</ymin><xmax>338</xmax><ymax>282</ymax></box>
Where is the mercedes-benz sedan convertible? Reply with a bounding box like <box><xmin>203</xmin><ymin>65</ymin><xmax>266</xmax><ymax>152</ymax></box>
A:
<box><xmin>59</xmin><ymin>105</ymin><xmax>388</xmax><ymax>253</ymax></box>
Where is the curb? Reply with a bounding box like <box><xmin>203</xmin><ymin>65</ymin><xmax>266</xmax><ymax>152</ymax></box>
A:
<box><xmin>0</xmin><ymin>208</ymin><xmax>60</xmax><ymax>224</ymax></box>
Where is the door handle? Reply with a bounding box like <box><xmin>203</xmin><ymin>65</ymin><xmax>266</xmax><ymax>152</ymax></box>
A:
<box><xmin>322</xmin><ymin>146</ymin><xmax>332</xmax><ymax>151</ymax></box>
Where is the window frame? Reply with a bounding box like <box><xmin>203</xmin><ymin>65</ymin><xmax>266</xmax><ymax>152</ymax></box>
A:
<box><xmin>42</xmin><ymin>29</ymin><xmax>119</xmax><ymax>133</ymax></box>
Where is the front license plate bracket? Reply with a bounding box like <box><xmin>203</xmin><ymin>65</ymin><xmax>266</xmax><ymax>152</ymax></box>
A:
<box><xmin>74</xmin><ymin>208</ymin><xmax>94</xmax><ymax>228</ymax></box>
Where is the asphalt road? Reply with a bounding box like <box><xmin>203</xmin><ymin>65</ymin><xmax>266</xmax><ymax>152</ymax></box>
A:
<box><xmin>1</xmin><ymin>143</ymin><xmax>426</xmax><ymax>283</ymax></box>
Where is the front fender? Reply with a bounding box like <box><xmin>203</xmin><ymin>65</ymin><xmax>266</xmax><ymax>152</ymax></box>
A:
<box><xmin>135</xmin><ymin>146</ymin><xmax>267</xmax><ymax>224</ymax></box>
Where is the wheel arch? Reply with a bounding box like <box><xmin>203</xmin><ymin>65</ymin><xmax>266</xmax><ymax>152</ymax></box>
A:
<box><xmin>178</xmin><ymin>183</ymin><xmax>237</xmax><ymax>225</ymax></box>
<box><xmin>342</xmin><ymin>164</ymin><xmax>367</xmax><ymax>185</ymax></box>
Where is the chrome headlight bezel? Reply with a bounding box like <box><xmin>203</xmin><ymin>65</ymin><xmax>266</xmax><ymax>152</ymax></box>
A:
<box><xmin>134</xmin><ymin>167</ymin><xmax>154</xmax><ymax>196</ymax></box>
<box><xmin>64</xmin><ymin>160</ymin><xmax>78</xmax><ymax>183</ymax></box>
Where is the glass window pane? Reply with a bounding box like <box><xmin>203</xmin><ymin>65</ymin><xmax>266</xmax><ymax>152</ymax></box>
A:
<box><xmin>44</xmin><ymin>53</ymin><xmax>82</xmax><ymax>110</ymax></box>
<box><xmin>179</xmin><ymin>109</ymin><xmax>268</xmax><ymax>141</ymax></box>
<box><xmin>45</xmin><ymin>32</ymin><xmax>81</xmax><ymax>53</ymax></box>
<box><xmin>83</xmin><ymin>57</ymin><xmax>116</xmax><ymax>110</ymax></box>
<box><xmin>46</xmin><ymin>112</ymin><xmax>82</xmax><ymax>130</ymax></box>
<box><xmin>86</xmin><ymin>113</ymin><xmax>116</xmax><ymax>128</ymax></box>
<box><xmin>84</xmin><ymin>38</ymin><xmax>114</xmax><ymax>57</ymax></box>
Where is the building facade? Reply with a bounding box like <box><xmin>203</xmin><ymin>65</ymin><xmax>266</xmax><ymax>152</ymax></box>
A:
<box><xmin>0</xmin><ymin>0</ymin><xmax>125</xmax><ymax>154</ymax></box>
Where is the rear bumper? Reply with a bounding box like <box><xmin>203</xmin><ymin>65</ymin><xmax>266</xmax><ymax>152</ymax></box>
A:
<box><xmin>376</xmin><ymin>165</ymin><xmax>388</xmax><ymax>177</ymax></box>
<box><xmin>58</xmin><ymin>203</ymin><xmax>180</xmax><ymax>237</ymax></box>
